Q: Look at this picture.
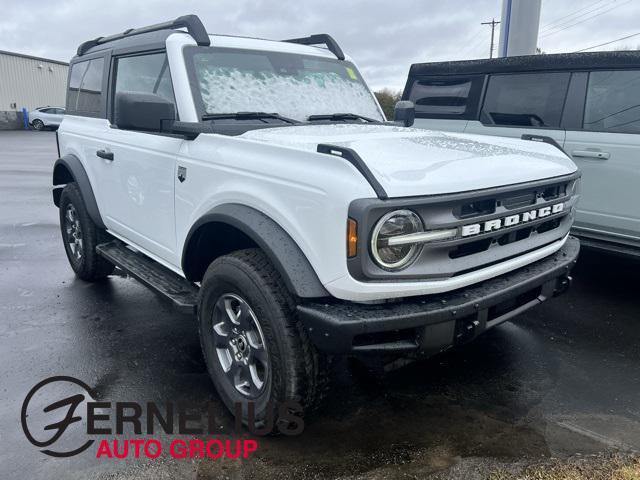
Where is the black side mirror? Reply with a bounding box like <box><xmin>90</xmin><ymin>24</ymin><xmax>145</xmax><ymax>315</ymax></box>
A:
<box><xmin>114</xmin><ymin>92</ymin><xmax>175</xmax><ymax>132</ymax></box>
<box><xmin>393</xmin><ymin>100</ymin><xmax>415</xmax><ymax>127</ymax></box>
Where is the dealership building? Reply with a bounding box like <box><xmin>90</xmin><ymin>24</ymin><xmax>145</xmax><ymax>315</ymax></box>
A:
<box><xmin>0</xmin><ymin>50</ymin><xmax>68</xmax><ymax>129</ymax></box>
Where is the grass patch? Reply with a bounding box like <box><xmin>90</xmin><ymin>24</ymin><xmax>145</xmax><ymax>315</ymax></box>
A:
<box><xmin>489</xmin><ymin>453</ymin><xmax>640</xmax><ymax>480</ymax></box>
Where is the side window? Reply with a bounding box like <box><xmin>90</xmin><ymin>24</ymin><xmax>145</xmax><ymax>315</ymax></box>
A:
<box><xmin>480</xmin><ymin>72</ymin><xmax>570</xmax><ymax>128</ymax></box>
<box><xmin>407</xmin><ymin>76</ymin><xmax>482</xmax><ymax>118</ymax></box>
<box><xmin>66</xmin><ymin>58</ymin><xmax>105</xmax><ymax>115</ymax></box>
<box><xmin>113</xmin><ymin>52</ymin><xmax>176</xmax><ymax>117</ymax></box>
<box><xmin>583</xmin><ymin>70</ymin><xmax>640</xmax><ymax>133</ymax></box>
<box><xmin>67</xmin><ymin>61</ymin><xmax>88</xmax><ymax>111</ymax></box>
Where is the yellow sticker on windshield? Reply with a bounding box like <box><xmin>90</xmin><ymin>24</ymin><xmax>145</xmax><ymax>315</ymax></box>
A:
<box><xmin>345</xmin><ymin>67</ymin><xmax>358</xmax><ymax>80</ymax></box>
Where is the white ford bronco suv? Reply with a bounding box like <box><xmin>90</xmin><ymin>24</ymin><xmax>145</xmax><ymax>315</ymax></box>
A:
<box><xmin>53</xmin><ymin>15</ymin><xmax>580</xmax><ymax>424</ymax></box>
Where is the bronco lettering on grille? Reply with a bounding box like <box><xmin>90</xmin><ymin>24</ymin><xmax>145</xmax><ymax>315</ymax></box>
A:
<box><xmin>460</xmin><ymin>203</ymin><xmax>564</xmax><ymax>237</ymax></box>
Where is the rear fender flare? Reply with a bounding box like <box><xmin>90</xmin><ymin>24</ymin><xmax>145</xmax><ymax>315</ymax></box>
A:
<box><xmin>53</xmin><ymin>155</ymin><xmax>105</xmax><ymax>229</ymax></box>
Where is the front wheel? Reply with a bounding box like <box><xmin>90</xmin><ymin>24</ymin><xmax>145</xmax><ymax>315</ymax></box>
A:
<box><xmin>198</xmin><ymin>249</ymin><xmax>329</xmax><ymax>430</ymax></box>
<box><xmin>31</xmin><ymin>119</ymin><xmax>45</xmax><ymax>131</ymax></box>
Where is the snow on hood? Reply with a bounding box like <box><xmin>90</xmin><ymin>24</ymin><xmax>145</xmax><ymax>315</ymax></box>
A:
<box><xmin>241</xmin><ymin>124</ymin><xmax>578</xmax><ymax>197</ymax></box>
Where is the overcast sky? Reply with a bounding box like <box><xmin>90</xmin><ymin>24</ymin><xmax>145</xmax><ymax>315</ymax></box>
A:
<box><xmin>1</xmin><ymin>0</ymin><xmax>639</xmax><ymax>90</ymax></box>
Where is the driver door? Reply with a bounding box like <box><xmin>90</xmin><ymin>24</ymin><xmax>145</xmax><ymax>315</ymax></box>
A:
<box><xmin>98</xmin><ymin>52</ymin><xmax>182</xmax><ymax>266</ymax></box>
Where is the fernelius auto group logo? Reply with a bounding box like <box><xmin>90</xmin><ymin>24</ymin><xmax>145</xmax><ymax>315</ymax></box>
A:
<box><xmin>21</xmin><ymin>376</ymin><xmax>304</xmax><ymax>459</ymax></box>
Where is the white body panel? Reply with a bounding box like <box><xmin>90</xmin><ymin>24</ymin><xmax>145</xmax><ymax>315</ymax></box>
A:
<box><xmin>97</xmin><ymin>121</ymin><xmax>182</xmax><ymax>261</ymax></box>
<box><xmin>171</xmin><ymin>126</ymin><xmax>574</xmax><ymax>301</ymax></box>
<box><xmin>412</xmin><ymin>118</ymin><xmax>468</xmax><ymax>133</ymax></box>
<box><xmin>241</xmin><ymin>124</ymin><xmax>576</xmax><ymax>198</ymax></box>
<box><xmin>58</xmin><ymin>33</ymin><xmax>578</xmax><ymax>302</ymax></box>
<box><xmin>564</xmin><ymin>129</ymin><xmax>640</xmax><ymax>245</ymax></box>
<box><xmin>175</xmin><ymin>134</ymin><xmax>374</xmax><ymax>288</ymax></box>
<box><xmin>464</xmin><ymin>120</ymin><xmax>566</xmax><ymax>155</ymax></box>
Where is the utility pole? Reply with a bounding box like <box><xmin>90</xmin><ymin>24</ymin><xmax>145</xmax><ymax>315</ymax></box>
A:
<box><xmin>481</xmin><ymin>18</ymin><xmax>500</xmax><ymax>58</ymax></box>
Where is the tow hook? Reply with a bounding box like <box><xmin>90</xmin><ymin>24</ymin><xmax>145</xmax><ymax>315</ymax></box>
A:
<box><xmin>455</xmin><ymin>318</ymin><xmax>480</xmax><ymax>343</ymax></box>
<box><xmin>554</xmin><ymin>275</ymin><xmax>573</xmax><ymax>296</ymax></box>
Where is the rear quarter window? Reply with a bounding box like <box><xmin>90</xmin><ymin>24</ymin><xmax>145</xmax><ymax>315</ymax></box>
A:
<box><xmin>480</xmin><ymin>72</ymin><xmax>570</xmax><ymax>128</ymax></box>
<box><xmin>66</xmin><ymin>57</ymin><xmax>105</xmax><ymax>116</ymax></box>
<box><xmin>407</xmin><ymin>76</ymin><xmax>483</xmax><ymax>119</ymax></box>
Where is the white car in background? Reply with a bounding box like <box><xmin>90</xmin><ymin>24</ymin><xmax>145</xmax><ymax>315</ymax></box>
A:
<box><xmin>29</xmin><ymin>106</ymin><xmax>65</xmax><ymax>130</ymax></box>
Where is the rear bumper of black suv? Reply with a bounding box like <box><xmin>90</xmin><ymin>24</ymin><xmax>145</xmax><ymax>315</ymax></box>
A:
<box><xmin>297</xmin><ymin>236</ymin><xmax>579</xmax><ymax>354</ymax></box>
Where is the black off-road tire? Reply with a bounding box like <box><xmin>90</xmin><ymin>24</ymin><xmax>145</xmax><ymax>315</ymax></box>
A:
<box><xmin>198</xmin><ymin>248</ymin><xmax>330</xmax><ymax>431</ymax></box>
<box><xmin>59</xmin><ymin>182</ymin><xmax>114</xmax><ymax>281</ymax></box>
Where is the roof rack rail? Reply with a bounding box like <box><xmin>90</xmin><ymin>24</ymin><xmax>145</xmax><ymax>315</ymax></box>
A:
<box><xmin>283</xmin><ymin>34</ymin><xmax>345</xmax><ymax>60</ymax></box>
<box><xmin>77</xmin><ymin>14</ymin><xmax>210</xmax><ymax>56</ymax></box>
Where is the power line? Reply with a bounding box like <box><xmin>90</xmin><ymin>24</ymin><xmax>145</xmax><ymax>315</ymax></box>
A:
<box><xmin>541</xmin><ymin>0</ymin><xmax>617</xmax><ymax>34</ymax></box>
<box><xmin>541</xmin><ymin>0</ymin><xmax>608</xmax><ymax>30</ymax></box>
<box><xmin>541</xmin><ymin>0</ymin><xmax>625</xmax><ymax>36</ymax></box>
<box><xmin>574</xmin><ymin>31</ymin><xmax>640</xmax><ymax>52</ymax></box>
<box><xmin>540</xmin><ymin>0</ymin><xmax>611</xmax><ymax>32</ymax></box>
<box><xmin>457</xmin><ymin>26</ymin><xmax>488</xmax><ymax>59</ymax></box>
<box><xmin>540</xmin><ymin>0</ymin><xmax>632</xmax><ymax>38</ymax></box>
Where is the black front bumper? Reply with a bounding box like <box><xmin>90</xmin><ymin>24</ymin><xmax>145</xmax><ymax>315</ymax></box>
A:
<box><xmin>298</xmin><ymin>237</ymin><xmax>579</xmax><ymax>354</ymax></box>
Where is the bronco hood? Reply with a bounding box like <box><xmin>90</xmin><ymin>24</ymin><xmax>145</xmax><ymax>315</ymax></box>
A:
<box><xmin>241</xmin><ymin>124</ymin><xmax>577</xmax><ymax>198</ymax></box>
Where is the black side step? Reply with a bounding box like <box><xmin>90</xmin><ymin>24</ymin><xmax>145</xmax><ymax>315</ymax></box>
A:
<box><xmin>96</xmin><ymin>240</ymin><xmax>199</xmax><ymax>314</ymax></box>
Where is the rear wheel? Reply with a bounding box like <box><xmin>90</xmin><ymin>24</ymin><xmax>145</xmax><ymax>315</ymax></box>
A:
<box><xmin>198</xmin><ymin>249</ymin><xmax>329</xmax><ymax>430</ymax></box>
<box><xmin>59</xmin><ymin>183</ymin><xmax>114</xmax><ymax>281</ymax></box>
<box><xmin>31</xmin><ymin>119</ymin><xmax>45</xmax><ymax>131</ymax></box>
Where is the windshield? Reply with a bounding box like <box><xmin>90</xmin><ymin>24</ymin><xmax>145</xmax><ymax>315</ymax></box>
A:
<box><xmin>186</xmin><ymin>46</ymin><xmax>384</xmax><ymax>122</ymax></box>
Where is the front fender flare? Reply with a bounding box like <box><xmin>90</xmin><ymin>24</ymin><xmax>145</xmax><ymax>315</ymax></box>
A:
<box><xmin>182</xmin><ymin>204</ymin><xmax>329</xmax><ymax>298</ymax></box>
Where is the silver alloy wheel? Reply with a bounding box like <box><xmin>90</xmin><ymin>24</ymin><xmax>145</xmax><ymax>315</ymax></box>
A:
<box><xmin>64</xmin><ymin>204</ymin><xmax>83</xmax><ymax>261</ymax></box>
<box><xmin>32</xmin><ymin>119</ymin><xmax>44</xmax><ymax>131</ymax></box>
<box><xmin>211</xmin><ymin>293</ymin><xmax>269</xmax><ymax>398</ymax></box>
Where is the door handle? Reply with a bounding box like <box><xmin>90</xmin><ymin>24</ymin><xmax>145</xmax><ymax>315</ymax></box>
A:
<box><xmin>96</xmin><ymin>149</ymin><xmax>114</xmax><ymax>161</ymax></box>
<box><xmin>571</xmin><ymin>150</ymin><xmax>610</xmax><ymax>160</ymax></box>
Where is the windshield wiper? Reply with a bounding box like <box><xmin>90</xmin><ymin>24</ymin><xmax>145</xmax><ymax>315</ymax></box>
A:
<box><xmin>202</xmin><ymin>112</ymin><xmax>300</xmax><ymax>124</ymax></box>
<box><xmin>307</xmin><ymin>113</ymin><xmax>380</xmax><ymax>123</ymax></box>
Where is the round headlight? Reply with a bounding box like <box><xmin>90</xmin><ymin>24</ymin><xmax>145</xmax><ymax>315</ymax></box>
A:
<box><xmin>370</xmin><ymin>210</ymin><xmax>423</xmax><ymax>270</ymax></box>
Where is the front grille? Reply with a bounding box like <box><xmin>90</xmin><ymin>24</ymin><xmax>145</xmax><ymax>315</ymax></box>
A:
<box><xmin>449</xmin><ymin>237</ymin><xmax>492</xmax><ymax>259</ymax></box>
<box><xmin>454</xmin><ymin>181</ymin><xmax>570</xmax><ymax>219</ymax></box>
<box><xmin>419</xmin><ymin>178</ymin><xmax>578</xmax><ymax>276</ymax></box>
<box><xmin>449</xmin><ymin>215</ymin><xmax>564</xmax><ymax>260</ymax></box>
<box><xmin>347</xmin><ymin>173</ymin><xmax>580</xmax><ymax>281</ymax></box>
<box><xmin>458</xmin><ymin>198</ymin><xmax>495</xmax><ymax>218</ymax></box>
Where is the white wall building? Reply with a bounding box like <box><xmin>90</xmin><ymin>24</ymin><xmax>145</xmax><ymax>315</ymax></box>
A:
<box><xmin>0</xmin><ymin>50</ymin><xmax>68</xmax><ymax>129</ymax></box>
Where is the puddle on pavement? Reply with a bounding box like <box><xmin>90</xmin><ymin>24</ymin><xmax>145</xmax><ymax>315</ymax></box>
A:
<box><xmin>194</xmin><ymin>354</ymin><xmax>552</xmax><ymax>479</ymax></box>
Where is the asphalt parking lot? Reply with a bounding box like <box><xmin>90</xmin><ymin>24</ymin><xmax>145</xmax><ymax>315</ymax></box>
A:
<box><xmin>1</xmin><ymin>130</ymin><xmax>639</xmax><ymax>479</ymax></box>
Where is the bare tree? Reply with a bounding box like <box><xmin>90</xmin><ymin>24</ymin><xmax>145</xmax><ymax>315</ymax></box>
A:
<box><xmin>374</xmin><ymin>88</ymin><xmax>403</xmax><ymax>120</ymax></box>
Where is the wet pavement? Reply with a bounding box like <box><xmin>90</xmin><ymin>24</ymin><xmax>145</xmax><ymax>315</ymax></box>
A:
<box><xmin>0</xmin><ymin>130</ymin><xmax>638</xmax><ymax>479</ymax></box>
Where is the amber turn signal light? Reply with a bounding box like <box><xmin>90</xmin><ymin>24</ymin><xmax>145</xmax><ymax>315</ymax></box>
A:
<box><xmin>347</xmin><ymin>218</ymin><xmax>358</xmax><ymax>258</ymax></box>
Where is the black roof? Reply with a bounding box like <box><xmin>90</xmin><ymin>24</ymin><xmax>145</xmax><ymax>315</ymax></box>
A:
<box><xmin>75</xmin><ymin>14</ymin><xmax>210</xmax><ymax>59</ymax></box>
<box><xmin>409</xmin><ymin>50</ymin><xmax>640</xmax><ymax>77</ymax></box>
<box><xmin>76</xmin><ymin>30</ymin><xmax>176</xmax><ymax>59</ymax></box>
<box><xmin>73</xmin><ymin>14</ymin><xmax>346</xmax><ymax>63</ymax></box>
